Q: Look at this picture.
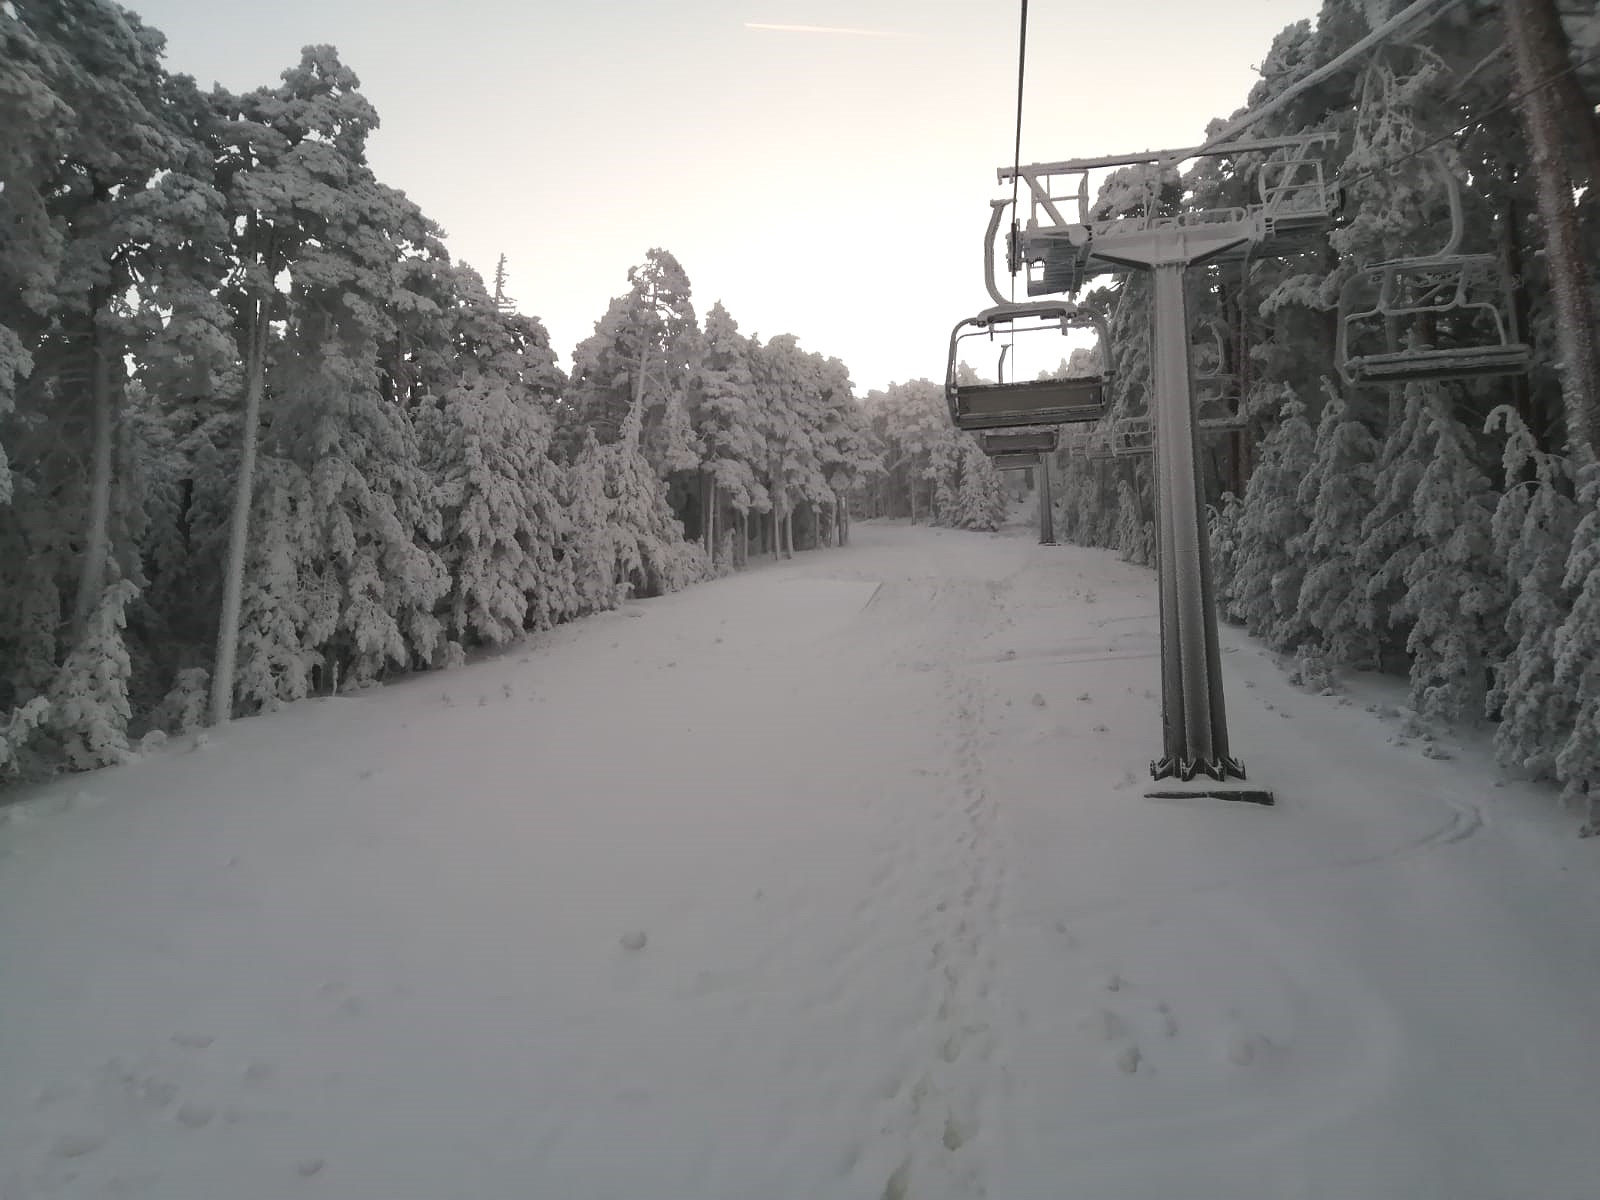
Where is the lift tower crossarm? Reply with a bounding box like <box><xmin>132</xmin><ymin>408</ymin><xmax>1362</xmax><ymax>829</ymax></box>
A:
<box><xmin>997</xmin><ymin>133</ymin><xmax>1340</xmax><ymax>182</ymax></box>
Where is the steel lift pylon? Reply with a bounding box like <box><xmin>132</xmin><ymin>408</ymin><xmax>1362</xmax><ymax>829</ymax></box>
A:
<box><xmin>987</xmin><ymin>134</ymin><xmax>1341</xmax><ymax>793</ymax></box>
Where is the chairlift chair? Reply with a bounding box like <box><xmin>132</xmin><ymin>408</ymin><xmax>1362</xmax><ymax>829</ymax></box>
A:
<box><xmin>1110</xmin><ymin>415</ymin><xmax>1153</xmax><ymax>456</ymax></box>
<box><xmin>1336</xmin><ymin>155</ymin><xmax>1531</xmax><ymax>386</ymax></box>
<box><xmin>982</xmin><ymin>429</ymin><xmax>1059</xmax><ymax>455</ymax></box>
<box><xmin>991</xmin><ymin>450</ymin><xmax>1043</xmax><ymax>471</ymax></box>
<box><xmin>1189</xmin><ymin>317</ymin><xmax>1248</xmax><ymax>425</ymax></box>
<box><xmin>1061</xmin><ymin>428</ymin><xmax>1094</xmax><ymax>458</ymax></box>
<box><xmin>946</xmin><ymin>301</ymin><xmax>1109</xmax><ymax>432</ymax></box>
<box><xmin>1085</xmin><ymin>427</ymin><xmax>1116</xmax><ymax>462</ymax></box>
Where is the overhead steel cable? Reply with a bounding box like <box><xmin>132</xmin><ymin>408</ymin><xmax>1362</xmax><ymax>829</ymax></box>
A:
<box><xmin>1004</xmin><ymin>0</ymin><xmax>1029</xmax><ymax>382</ymax></box>
<box><xmin>1338</xmin><ymin>44</ymin><xmax>1600</xmax><ymax>190</ymax></box>
<box><xmin>1165</xmin><ymin>0</ymin><xmax>1468</xmax><ymax>171</ymax></box>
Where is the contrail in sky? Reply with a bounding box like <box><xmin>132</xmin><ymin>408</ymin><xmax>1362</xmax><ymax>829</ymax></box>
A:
<box><xmin>744</xmin><ymin>22</ymin><xmax>916</xmax><ymax>38</ymax></box>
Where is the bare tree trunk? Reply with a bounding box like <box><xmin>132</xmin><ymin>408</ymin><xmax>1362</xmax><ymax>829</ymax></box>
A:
<box><xmin>211</xmin><ymin>298</ymin><xmax>271</xmax><ymax>726</ymax></box>
<box><xmin>709</xmin><ymin>483</ymin><xmax>718</xmax><ymax>561</ymax></box>
<box><xmin>71</xmin><ymin>323</ymin><xmax>115</xmax><ymax>643</ymax></box>
<box><xmin>1542</xmin><ymin>11</ymin><xmax>1600</xmax><ymax>192</ymax></box>
<box><xmin>784</xmin><ymin>508</ymin><xmax>794</xmax><ymax>558</ymax></box>
<box><xmin>698</xmin><ymin>470</ymin><xmax>708</xmax><ymax>553</ymax></box>
<box><xmin>1506</xmin><ymin>0</ymin><xmax>1600</xmax><ymax>464</ymax></box>
<box><xmin>1496</xmin><ymin>187</ymin><xmax>1541</xmax><ymax>450</ymax></box>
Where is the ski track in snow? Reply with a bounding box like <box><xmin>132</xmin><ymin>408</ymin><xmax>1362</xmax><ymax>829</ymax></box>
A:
<box><xmin>2</xmin><ymin>518</ymin><xmax>1599</xmax><ymax>1200</ymax></box>
<box><xmin>854</xmin><ymin>570</ymin><xmax>1019</xmax><ymax>1200</ymax></box>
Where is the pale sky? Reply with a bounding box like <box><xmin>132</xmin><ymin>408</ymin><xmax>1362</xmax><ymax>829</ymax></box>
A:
<box><xmin>127</xmin><ymin>0</ymin><xmax>1325</xmax><ymax>393</ymax></box>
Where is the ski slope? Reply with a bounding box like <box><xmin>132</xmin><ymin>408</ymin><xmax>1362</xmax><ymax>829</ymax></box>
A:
<box><xmin>2</xmin><ymin>516</ymin><xmax>1597</xmax><ymax>1200</ymax></box>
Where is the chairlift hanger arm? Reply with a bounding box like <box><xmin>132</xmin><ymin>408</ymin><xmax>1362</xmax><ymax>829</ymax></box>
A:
<box><xmin>984</xmin><ymin>200</ymin><xmax>1012</xmax><ymax>307</ymax></box>
<box><xmin>970</xmin><ymin>300</ymin><xmax>1079</xmax><ymax>326</ymax></box>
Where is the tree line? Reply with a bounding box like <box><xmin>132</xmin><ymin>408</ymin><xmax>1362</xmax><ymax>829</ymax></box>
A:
<box><xmin>0</xmin><ymin>2</ymin><xmax>910</xmax><ymax>779</ymax></box>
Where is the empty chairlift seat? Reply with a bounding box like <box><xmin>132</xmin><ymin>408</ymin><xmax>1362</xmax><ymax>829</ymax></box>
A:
<box><xmin>1335</xmin><ymin>154</ymin><xmax>1531</xmax><ymax>387</ymax></box>
<box><xmin>1337</xmin><ymin>254</ymin><xmax>1532</xmax><ymax>384</ymax></box>
<box><xmin>1110</xmin><ymin>415</ymin><xmax>1153</xmax><ymax>456</ymax></box>
<box><xmin>991</xmin><ymin>450</ymin><xmax>1043</xmax><ymax>471</ymax></box>
<box><xmin>947</xmin><ymin>302</ymin><xmax>1109</xmax><ymax>432</ymax></box>
<box><xmin>982</xmin><ymin>428</ymin><xmax>1059</xmax><ymax>455</ymax></box>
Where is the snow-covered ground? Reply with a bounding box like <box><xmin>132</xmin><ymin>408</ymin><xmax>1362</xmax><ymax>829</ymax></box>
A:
<box><xmin>3</xmin><ymin>517</ymin><xmax>1598</xmax><ymax>1200</ymax></box>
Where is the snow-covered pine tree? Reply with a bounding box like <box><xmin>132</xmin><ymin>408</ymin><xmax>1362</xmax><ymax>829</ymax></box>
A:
<box><xmin>813</xmin><ymin>355</ymin><xmax>880</xmax><ymax>546</ymax></box>
<box><xmin>0</xmin><ymin>697</ymin><xmax>52</xmax><ymax>781</ymax></box>
<box><xmin>604</xmin><ymin>401</ymin><xmax>707</xmax><ymax>597</ymax></box>
<box><xmin>46</xmin><ymin>578</ymin><xmax>138</xmax><ymax>769</ymax></box>
<box><xmin>206</xmin><ymin>47</ymin><xmax>387</xmax><ymax>722</ymax></box>
<box><xmin>1208</xmin><ymin>490</ymin><xmax>1246</xmax><ymax>606</ymax></box>
<box><xmin>1552</xmin><ymin>464</ymin><xmax>1600</xmax><ymax>829</ymax></box>
<box><xmin>1354</xmin><ymin>381</ymin><xmax>1435</xmax><ymax>664</ymax></box>
<box><xmin>953</xmin><ymin>438</ymin><xmax>1006</xmax><ymax>531</ymax></box>
<box><xmin>1224</xmin><ymin>388</ymin><xmax>1315</xmax><ymax>648</ymax></box>
<box><xmin>1394</xmin><ymin>391</ymin><xmax>1506</xmax><ymax>724</ymax></box>
<box><xmin>1293</xmin><ymin>382</ymin><xmax>1381</xmax><ymax>667</ymax></box>
<box><xmin>859</xmin><ymin>380</ymin><xmax>953</xmax><ymax>522</ymax></box>
<box><xmin>757</xmin><ymin>335</ymin><xmax>830</xmax><ymax>552</ymax></box>
<box><xmin>1485</xmin><ymin>406</ymin><xmax>1580</xmax><ymax>779</ymax></box>
<box><xmin>423</xmin><ymin>264</ymin><xmax>571</xmax><ymax>646</ymax></box>
<box><xmin>926</xmin><ymin>434</ymin><xmax>961</xmax><ymax>526</ymax></box>
<box><xmin>561</xmin><ymin>428</ymin><xmax>626</xmax><ymax>617</ymax></box>
<box><xmin>691</xmin><ymin>302</ymin><xmax>768</xmax><ymax>563</ymax></box>
<box><xmin>1</xmin><ymin>1</ymin><xmax>232</xmax><ymax>753</ymax></box>
<box><xmin>232</xmin><ymin>460</ymin><xmax>317</xmax><ymax>711</ymax></box>
<box><xmin>565</xmin><ymin>250</ymin><xmax>701</xmax><ymax>474</ymax></box>
<box><xmin>277</xmin><ymin>331</ymin><xmax>448</xmax><ymax>688</ymax></box>
<box><xmin>0</xmin><ymin>2</ymin><xmax>71</xmax><ymax>510</ymax></box>
<box><xmin>491</xmin><ymin>253</ymin><xmax>516</xmax><ymax>314</ymax></box>
<box><xmin>12</xmin><ymin>0</ymin><xmax>206</xmax><ymax>644</ymax></box>
<box><xmin>1115</xmin><ymin>475</ymin><xmax>1154</xmax><ymax>565</ymax></box>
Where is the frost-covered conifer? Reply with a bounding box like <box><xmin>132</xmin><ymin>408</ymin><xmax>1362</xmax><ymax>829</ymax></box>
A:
<box><xmin>1294</xmin><ymin>385</ymin><xmax>1380</xmax><ymax>666</ymax></box>
<box><xmin>1225</xmin><ymin>389</ymin><xmax>1315</xmax><ymax>647</ymax></box>
<box><xmin>1395</xmin><ymin>393</ymin><xmax>1505</xmax><ymax>723</ymax></box>
<box><xmin>231</xmin><ymin>462</ymin><xmax>316</xmax><ymax>713</ymax></box>
<box><xmin>426</xmin><ymin>373</ymin><xmax>570</xmax><ymax>643</ymax></box>
<box><xmin>1355</xmin><ymin>382</ymin><xmax>1434</xmax><ymax>657</ymax></box>
<box><xmin>1553</xmin><ymin>465</ymin><xmax>1600</xmax><ymax>827</ymax></box>
<box><xmin>562</xmin><ymin>430</ymin><xmax>626</xmax><ymax>616</ymax></box>
<box><xmin>1485</xmin><ymin>407</ymin><xmax>1580</xmax><ymax>778</ymax></box>
<box><xmin>1209</xmin><ymin>491</ymin><xmax>1245</xmax><ymax>606</ymax></box>
<box><xmin>0</xmin><ymin>697</ymin><xmax>52</xmax><ymax>780</ymax></box>
<box><xmin>692</xmin><ymin>303</ymin><xmax>767</xmax><ymax>553</ymax></box>
<box><xmin>606</xmin><ymin>404</ymin><xmax>708</xmax><ymax>596</ymax></box>
<box><xmin>47</xmin><ymin>579</ymin><xmax>138</xmax><ymax>769</ymax></box>
<box><xmin>953</xmin><ymin>439</ymin><xmax>1006</xmax><ymax>531</ymax></box>
<box><xmin>1126</xmin><ymin>485</ymin><xmax>1154</xmax><ymax>565</ymax></box>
